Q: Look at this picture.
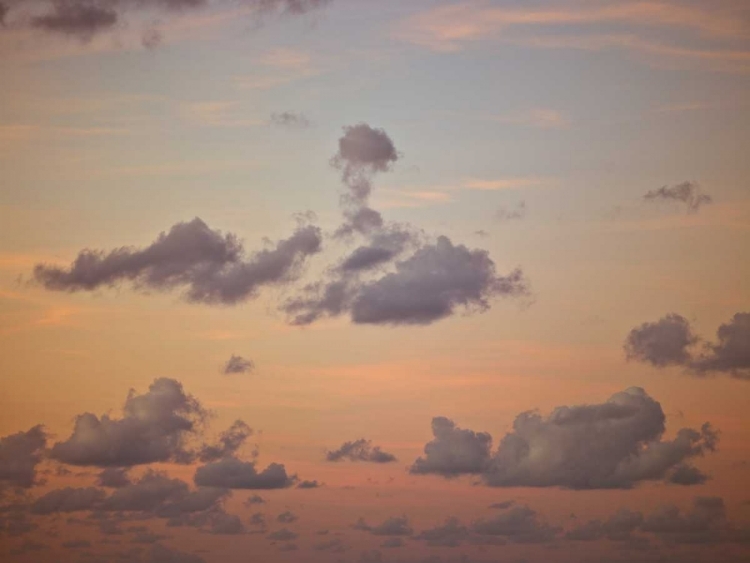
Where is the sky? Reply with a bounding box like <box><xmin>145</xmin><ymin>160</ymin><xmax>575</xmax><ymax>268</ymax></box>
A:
<box><xmin>1</xmin><ymin>1</ymin><xmax>750</xmax><ymax>562</ymax></box>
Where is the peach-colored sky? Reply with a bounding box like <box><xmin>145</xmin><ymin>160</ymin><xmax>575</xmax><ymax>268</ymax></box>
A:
<box><xmin>1</xmin><ymin>1</ymin><xmax>750</xmax><ymax>563</ymax></box>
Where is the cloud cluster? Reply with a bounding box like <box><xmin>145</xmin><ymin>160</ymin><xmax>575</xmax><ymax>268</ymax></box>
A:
<box><xmin>326</xmin><ymin>439</ymin><xmax>397</xmax><ymax>463</ymax></box>
<box><xmin>411</xmin><ymin>388</ymin><xmax>718</xmax><ymax>489</ymax></box>
<box><xmin>34</xmin><ymin>218</ymin><xmax>322</xmax><ymax>305</ymax></box>
<box><xmin>354</xmin><ymin>515</ymin><xmax>413</xmax><ymax>537</ymax></box>
<box><xmin>194</xmin><ymin>457</ymin><xmax>296</xmax><ymax>490</ymax></box>
<box><xmin>644</xmin><ymin>181</ymin><xmax>713</xmax><ymax>213</ymax></box>
<box><xmin>625</xmin><ymin>312</ymin><xmax>750</xmax><ymax>380</ymax></box>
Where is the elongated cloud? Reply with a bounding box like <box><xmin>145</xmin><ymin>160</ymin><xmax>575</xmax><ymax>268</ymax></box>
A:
<box><xmin>194</xmin><ymin>457</ymin><xmax>296</xmax><ymax>489</ymax></box>
<box><xmin>0</xmin><ymin>426</ymin><xmax>47</xmax><ymax>491</ymax></box>
<box><xmin>644</xmin><ymin>181</ymin><xmax>713</xmax><ymax>212</ymax></box>
<box><xmin>325</xmin><ymin>439</ymin><xmax>397</xmax><ymax>463</ymax></box>
<box><xmin>626</xmin><ymin>312</ymin><xmax>750</xmax><ymax>380</ymax></box>
<box><xmin>411</xmin><ymin>388</ymin><xmax>718</xmax><ymax>489</ymax></box>
<box><xmin>34</xmin><ymin>218</ymin><xmax>322</xmax><ymax>305</ymax></box>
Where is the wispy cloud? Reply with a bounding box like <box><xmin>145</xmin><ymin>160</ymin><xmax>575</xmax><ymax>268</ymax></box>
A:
<box><xmin>234</xmin><ymin>48</ymin><xmax>321</xmax><ymax>91</ymax></box>
<box><xmin>178</xmin><ymin>101</ymin><xmax>262</xmax><ymax>128</ymax></box>
<box><xmin>462</xmin><ymin>177</ymin><xmax>549</xmax><ymax>191</ymax></box>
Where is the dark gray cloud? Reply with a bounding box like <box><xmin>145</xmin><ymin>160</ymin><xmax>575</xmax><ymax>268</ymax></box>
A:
<box><xmin>268</xmin><ymin>527</ymin><xmax>298</xmax><ymax>541</ymax></box>
<box><xmin>644</xmin><ymin>181</ymin><xmax>713</xmax><ymax>213</ymax></box>
<box><xmin>97</xmin><ymin>468</ymin><xmax>131</xmax><ymax>488</ymax></box>
<box><xmin>340</xmin><ymin>228</ymin><xmax>416</xmax><ymax>273</ymax></box>
<box><xmin>31</xmin><ymin>487</ymin><xmax>106</xmax><ymax>515</ymax></box>
<box><xmin>270</xmin><ymin>111</ymin><xmax>311</xmax><ymax>128</ymax></box>
<box><xmin>626</xmin><ymin>312</ymin><xmax>750</xmax><ymax>380</ymax></box>
<box><xmin>31</xmin><ymin>2</ymin><xmax>117</xmax><ymax>38</ymax></box>
<box><xmin>354</xmin><ymin>516</ymin><xmax>413</xmax><ymax>537</ymax></box>
<box><xmin>34</xmin><ymin>218</ymin><xmax>322</xmax><ymax>306</ymax></box>
<box><xmin>410</xmin><ymin>417</ymin><xmax>492</xmax><ymax>477</ymax></box>
<box><xmin>244</xmin><ymin>494</ymin><xmax>265</xmax><ymax>505</ymax></box>
<box><xmin>4</xmin><ymin>0</ymin><xmax>330</xmax><ymax>41</ymax></box>
<box><xmin>472</xmin><ymin>505</ymin><xmax>559</xmax><ymax>544</ymax></box>
<box><xmin>193</xmin><ymin>457</ymin><xmax>296</xmax><ymax>489</ymax></box>
<box><xmin>50</xmin><ymin>378</ymin><xmax>207</xmax><ymax>467</ymax></box>
<box><xmin>624</xmin><ymin>313</ymin><xmax>697</xmax><ymax>367</ymax></box>
<box><xmin>198</xmin><ymin>420</ymin><xmax>253</xmax><ymax>462</ymax></box>
<box><xmin>566</xmin><ymin>509</ymin><xmax>644</xmax><ymax>541</ymax></box>
<box><xmin>0</xmin><ymin>426</ymin><xmax>47</xmax><ymax>491</ymax></box>
<box><xmin>222</xmin><ymin>355</ymin><xmax>255</xmax><ymax>375</ymax></box>
<box><xmin>495</xmin><ymin>201</ymin><xmax>526</xmax><ymax>222</ymax></box>
<box><xmin>297</xmin><ymin>479</ymin><xmax>321</xmax><ymax>488</ymax></box>
<box><xmin>411</xmin><ymin>388</ymin><xmax>718</xmax><ymax>489</ymax></box>
<box><xmin>669</xmin><ymin>463</ymin><xmax>709</xmax><ymax>485</ymax></box>
<box><xmin>416</xmin><ymin>517</ymin><xmax>470</xmax><ymax>547</ymax></box>
<box><xmin>691</xmin><ymin>312</ymin><xmax>750</xmax><ymax>379</ymax></box>
<box><xmin>326</xmin><ymin>439</ymin><xmax>397</xmax><ymax>463</ymax></box>
<box><xmin>351</xmin><ymin>237</ymin><xmax>528</xmax><ymax>325</ymax></box>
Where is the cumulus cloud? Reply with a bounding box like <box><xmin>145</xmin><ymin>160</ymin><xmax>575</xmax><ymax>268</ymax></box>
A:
<box><xmin>411</xmin><ymin>388</ymin><xmax>718</xmax><ymax>489</ymax></box>
<box><xmin>326</xmin><ymin>439</ymin><xmax>397</xmax><ymax>463</ymax></box>
<box><xmin>350</xmin><ymin>237</ymin><xmax>528</xmax><ymax>326</ymax></box>
<box><xmin>0</xmin><ymin>426</ymin><xmax>47</xmax><ymax>491</ymax></box>
<box><xmin>96</xmin><ymin>468</ymin><xmax>131</xmax><ymax>488</ymax></box>
<box><xmin>472</xmin><ymin>505</ymin><xmax>559</xmax><ymax>544</ymax></box>
<box><xmin>31</xmin><ymin>487</ymin><xmax>106</xmax><ymax>514</ymax></box>
<box><xmin>50</xmin><ymin>378</ymin><xmax>207</xmax><ymax>467</ymax></box>
<box><xmin>277</xmin><ymin>510</ymin><xmax>297</xmax><ymax>523</ymax></box>
<box><xmin>34</xmin><ymin>218</ymin><xmax>322</xmax><ymax>305</ymax></box>
<box><xmin>193</xmin><ymin>457</ymin><xmax>296</xmax><ymax>489</ymax></box>
<box><xmin>626</xmin><ymin>312</ymin><xmax>750</xmax><ymax>380</ymax></box>
<box><xmin>270</xmin><ymin>111</ymin><xmax>311</xmax><ymax>128</ymax></box>
<box><xmin>624</xmin><ymin>313</ymin><xmax>698</xmax><ymax>367</ymax></box>
<box><xmin>566</xmin><ymin>509</ymin><xmax>644</xmax><ymax>541</ymax></box>
<box><xmin>416</xmin><ymin>517</ymin><xmax>470</xmax><ymax>547</ymax></box>
<box><xmin>410</xmin><ymin>417</ymin><xmax>492</xmax><ymax>477</ymax></box>
<box><xmin>297</xmin><ymin>479</ymin><xmax>321</xmax><ymax>488</ymax></box>
<box><xmin>644</xmin><ymin>181</ymin><xmax>713</xmax><ymax>213</ymax></box>
<box><xmin>31</xmin><ymin>3</ymin><xmax>117</xmax><ymax>38</ymax></box>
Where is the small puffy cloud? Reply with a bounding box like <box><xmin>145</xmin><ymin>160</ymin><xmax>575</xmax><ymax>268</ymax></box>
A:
<box><xmin>270</xmin><ymin>111</ymin><xmax>311</xmax><ymax>128</ymax></box>
<box><xmin>410</xmin><ymin>417</ymin><xmax>492</xmax><ymax>477</ymax></box>
<box><xmin>34</xmin><ymin>218</ymin><xmax>322</xmax><ymax>306</ymax></box>
<box><xmin>223</xmin><ymin>355</ymin><xmax>255</xmax><ymax>375</ymax></box>
<box><xmin>244</xmin><ymin>494</ymin><xmax>265</xmax><ymax>505</ymax></box>
<box><xmin>412</xmin><ymin>388</ymin><xmax>718</xmax><ymax>489</ymax></box>
<box><xmin>194</xmin><ymin>457</ymin><xmax>296</xmax><ymax>489</ymax></box>
<box><xmin>0</xmin><ymin>426</ymin><xmax>47</xmax><ymax>491</ymax></box>
<box><xmin>50</xmin><ymin>378</ymin><xmax>206</xmax><ymax>467</ymax></box>
<box><xmin>314</xmin><ymin>538</ymin><xmax>347</xmax><ymax>552</ymax></box>
<box><xmin>333</xmin><ymin>123</ymin><xmax>399</xmax><ymax>192</ymax></box>
<box><xmin>644</xmin><ymin>181</ymin><xmax>713</xmax><ymax>213</ymax></box>
<box><xmin>624</xmin><ymin>313</ymin><xmax>697</xmax><ymax>367</ymax></box>
<box><xmin>326</xmin><ymin>439</ymin><xmax>397</xmax><ymax>463</ymax></box>
<box><xmin>297</xmin><ymin>479</ymin><xmax>321</xmax><ymax>488</ymax></box>
<box><xmin>626</xmin><ymin>312</ymin><xmax>750</xmax><ymax>380</ymax></box>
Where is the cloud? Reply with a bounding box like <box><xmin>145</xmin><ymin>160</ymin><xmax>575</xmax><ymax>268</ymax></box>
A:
<box><xmin>350</xmin><ymin>237</ymin><xmax>528</xmax><ymax>326</ymax></box>
<box><xmin>297</xmin><ymin>479</ymin><xmax>321</xmax><ymax>488</ymax></box>
<box><xmin>416</xmin><ymin>517</ymin><xmax>470</xmax><ymax>547</ymax></box>
<box><xmin>222</xmin><ymin>355</ymin><xmax>255</xmax><ymax>375</ymax></box>
<box><xmin>96</xmin><ymin>468</ymin><xmax>131</xmax><ymax>488</ymax></box>
<box><xmin>472</xmin><ymin>506</ymin><xmax>559</xmax><ymax>544</ymax></box>
<box><xmin>410</xmin><ymin>417</ymin><xmax>492</xmax><ymax>477</ymax></box>
<box><xmin>31</xmin><ymin>487</ymin><xmax>106</xmax><ymax>515</ymax></box>
<box><xmin>411</xmin><ymin>388</ymin><xmax>718</xmax><ymax>489</ymax></box>
<box><xmin>566</xmin><ymin>509</ymin><xmax>644</xmax><ymax>541</ymax></box>
<box><xmin>644</xmin><ymin>181</ymin><xmax>713</xmax><ymax>212</ymax></box>
<box><xmin>277</xmin><ymin>510</ymin><xmax>298</xmax><ymax>524</ymax></box>
<box><xmin>326</xmin><ymin>439</ymin><xmax>397</xmax><ymax>463</ymax></box>
<box><xmin>34</xmin><ymin>218</ymin><xmax>322</xmax><ymax>305</ymax></box>
<box><xmin>244</xmin><ymin>494</ymin><xmax>265</xmax><ymax>505</ymax></box>
<box><xmin>268</xmin><ymin>528</ymin><xmax>298</xmax><ymax>541</ymax></box>
<box><xmin>624</xmin><ymin>313</ymin><xmax>698</xmax><ymax>367</ymax></box>
<box><xmin>270</xmin><ymin>111</ymin><xmax>311</xmax><ymax>128</ymax></box>
<box><xmin>198</xmin><ymin>420</ymin><xmax>253</xmax><ymax>462</ymax></box>
<box><xmin>50</xmin><ymin>378</ymin><xmax>207</xmax><ymax>467</ymax></box>
<box><xmin>193</xmin><ymin>457</ymin><xmax>296</xmax><ymax>489</ymax></box>
<box><xmin>31</xmin><ymin>3</ymin><xmax>118</xmax><ymax>39</ymax></box>
<box><xmin>355</xmin><ymin>515</ymin><xmax>413</xmax><ymax>537</ymax></box>
<box><xmin>0</xmin><ymin>426</ymin><xmax>47</xmax><ymax>491</ymax></box>
<box><xmin>625</xmin><ymin>312</ymin><xmax>750</xmax><ymax>380</ymax></box>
